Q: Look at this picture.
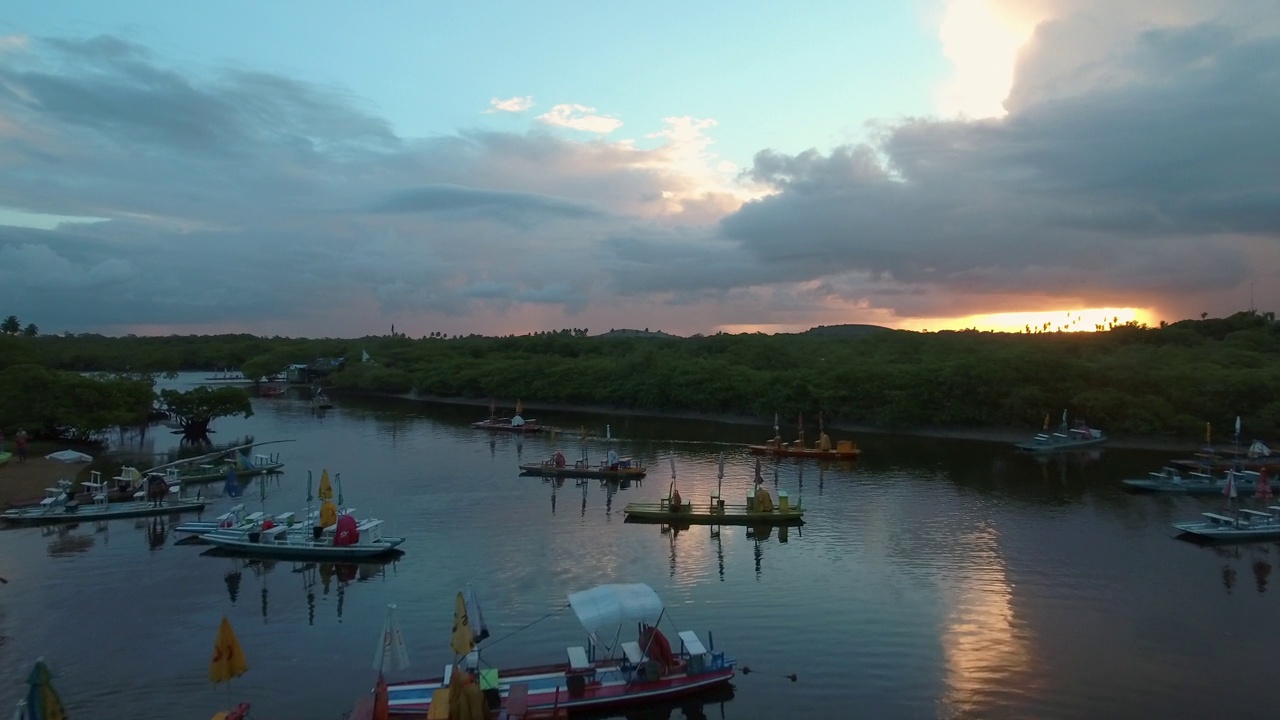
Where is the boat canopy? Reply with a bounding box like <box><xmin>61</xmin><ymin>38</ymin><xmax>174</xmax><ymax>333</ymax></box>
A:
<box><xmin>568</xmin><ymin>583</ymin><xmax>663</xmax><ymax>634</ymax></box>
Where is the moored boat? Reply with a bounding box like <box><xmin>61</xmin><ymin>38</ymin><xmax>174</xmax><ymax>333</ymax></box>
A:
<box><xmin>624</xmin><ymin>485</ymin><xmax>803</xmax><ymax>526</ymax></box>
<box><xmin>1</xmin><ymin>495</ymin><xmax>207</xmax><ymax>525</ymax></box>
<box><xmin>200</xmin><ymin>517</ymin><xmax>404</xmax><ymax>560</ymax></box>
<box><xmin>748</xmin><ymin>412</ymin><xmax>860</xmax><ymax>460</ymax></box>
<box><xmin>520</xmin><ymin>448</ymin><xmax>646</xmax><ymax>480</ymax></box>
<box><xmin>472</xmin><ymin>398</ymin><xmax>541</xmax><ymax>433</ymax></box>
<box><xmin>1015</xmin><ymin>410</ymin><xmax>1106</xmax><ymax>452</ymax></box>
<box><xmin>1123</xmin><ymin>466</ymin><xmax>1275</xmax><ymax>495</ymax></box>
<box><xmin>384</xmin><ymin>583</ymin><xmax>734</xmax><ymax>717</ymax></box>
<box><xmin>1172</xmin><ymin>508</ymin><xmax>1280</xmax><ymax>541</ymax></box>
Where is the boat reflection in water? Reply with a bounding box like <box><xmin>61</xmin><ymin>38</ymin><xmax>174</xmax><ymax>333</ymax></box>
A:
<box><xmin>202</xmin><ymin>547</ymin><xmax>401</xmax><ymax>623</ymax></box>
<box><xmin>577</xmin><ymin>681</ymin><xmax>735</xmax><ymax>720</ymax></box>
<box><xmin>547</xmin><ymin>474</ymin><xmax>642</xmax><ymax>517</ymax></box>
<box><xmin>1204</xmin><ymin>542</ymin><xmax>1274</xmax><ymax>595</ymax></box>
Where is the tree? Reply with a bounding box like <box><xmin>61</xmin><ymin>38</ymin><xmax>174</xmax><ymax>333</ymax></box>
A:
<box><xmin>1</xmin><ymin>316</ymin><xmax>19</xmax><ymax>335</ymax></box>
<box><xmin>160</xmin><ymin>385</ymin><xmax>254</xmax><ymax>437</ymax></box>
<box><xmin>22</xmin><ymin>323</ymin><xmax>38</xmax><ymax>337</ymax></box>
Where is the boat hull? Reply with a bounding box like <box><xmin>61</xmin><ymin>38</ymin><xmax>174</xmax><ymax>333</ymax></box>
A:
<box><xmin>201</xmin><ymin>532</ymin><xmax>406</xmax><ymax>560</ymax></box>
<box><xmin>519</xmin><ymin>463</ymin><xmax>647</xmax><ymax>480</ymax></box>
<box><xmin>472</xmin><ymin>422</ymin><xmax>541</xmax><ymax>433</ymax></box>
<box><xmin>1</xmin><ymin>499</ymin><xmax>207</xmax><ymax>525</ymax></box>
<box><xmin>1015</xmin><ymin>436</ymin><xmax>1107</xmax><ymax>452</ymax></box>
<box><xmin>623</xmin><ymin>502</ymin><xmax>804</xmax><ymax>525</ymax></box>
<box><xmin>747</xmin><ymin>445</ymin><xmax>860</xmax><ymax>460</ymax></box>
<box><xmin>1123</xmin><ymin>479</ymin><xmax>1279</xmax><ymax>494</ymax></box>
<box><xmin>386</xmin><ymin>662</ymin><xmax>734</xmax><ymax>716</ymax></box>
<box><xmin>1173</xmin><ymin>523</ymin><xmax>1280</xmax><ymax>541</ymax></box>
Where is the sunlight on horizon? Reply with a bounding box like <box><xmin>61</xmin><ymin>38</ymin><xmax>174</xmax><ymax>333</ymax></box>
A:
<box><xmin>900</xmin><ymin>307</ymin><xmax>1156</xmax><ymax>333</ymax></box>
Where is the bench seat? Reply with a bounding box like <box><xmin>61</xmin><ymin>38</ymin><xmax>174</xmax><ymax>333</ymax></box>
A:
<box><xmin>620</xmin><ymin>641</ymin><xmax>645</xmax><ymax>665</ymax></box>
<box><xmin>677</xmin><ymin>630</ymin><xmax>707</xmax><ymax>656</ymax></box>
<box><xmin>567</xmin><ymin>646</ymin><xmax>590</xmax><ymax>671</ymax></box>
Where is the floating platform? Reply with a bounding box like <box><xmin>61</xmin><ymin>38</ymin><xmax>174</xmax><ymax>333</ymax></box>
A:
<box><xmin>1</xmin><ymin>499</ymin><xmax>207</xmax><ymax>525</ymax></box>
<box><xmin>1173</xmin><ymin>507</ymin><xmax>1280</xmax><ymax>542</ymax></box>
<box><xmin>519</xmin><ymin>461</ymin><xmax>647</xmax><ymax>480</ymax></box>
<box><xmin>623</xmin><ymin>498</ymin><xmax>804</xmax><ymax>526</ymax></box>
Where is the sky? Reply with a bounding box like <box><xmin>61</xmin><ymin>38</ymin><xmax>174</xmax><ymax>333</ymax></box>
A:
<box><xmin>0</xmin><ymin>1</ymin><xmax>1277</xmax><ymax>338</ymax></box>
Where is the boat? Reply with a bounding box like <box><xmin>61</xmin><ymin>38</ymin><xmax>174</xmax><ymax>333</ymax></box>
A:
<box><xmin>384</xmin><ymin>583</ymin><xmax>735</xmax><ymax>717</ymax></box>
<box><xmin>1173</xmin><ymin>470</ymin><xmax>1280</xmax><ymax>541</ymax></box>
<box><xmin>197</xmin><ymin>469</ymin><xmax>404</xmax><ymax>560</ymax></box>
<box><xmin>204</xmin><ymin>369</ymin><xmax>246</xmax><ymax>382</ymax></box>
<box><xmin>1173</xmin><ymin>508</ymin><xmax>1280</xmax><ymax>541</ymax></box>
<box><xmin>1015</xmin><ymin>410</ymin><xmax>1106</xmax><ymax>452</ymax></box>
<box><xmin>166</xmin><ymin>450</ymin><xmax>285</xmax><ymax>485</ymax></box>
<box><xmin>0</xmin><ymin>451</ymin><xmax>10</xmax><ymax>466</ymax></box>
<box><xmin>312</xmin><ymin>388</ymin><xmax>334</xmax><ymax>411</ymax></box>
<box><xmin>747</xmin><ymin>413</ymin><xmax>860</xmax><ymax>460</ymax></box>
<box><xmin>1122</xmin><ymin>466</ymin><xmax>1277</xmax><ymax>495</ymax></box>
<box><xmin>521</xmin><ymin>430</ymin><xmax>646</xmax><ymax>480</ymax></box>
<box><xmin>1</xmin><ymin>492</ymin><xmax>207</xmax><ymax>526</ymax></box>
<box><xmin>259</xmin><ymin>385</ymin><xmax>285</xmax><ymax>398</ymax></box>
<box><xmin>625</xmin><ymin>486</ymin><xmax>803</xmax><ymax>526</ymax></box>
<box><xmin>472</xmin><ymin>398</ymin><xmax>541</xmax><ymax>433</ymax></box>
<box><xmin>200</xmin><ymin>516</ymin><xmax>404</xmax><ymax>560</ymax></box>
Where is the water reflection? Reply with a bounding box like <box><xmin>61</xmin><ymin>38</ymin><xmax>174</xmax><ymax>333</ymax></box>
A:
<box><xmin>43</xmin><ymin>524</ymin><xmax>96</xmax><ymax>556</ymax></box>
<box><xmin>202</xmin><ymin>549</ymin><xmax>399</xmax><ymax>623</ymax></box>
<box><xmin>1203</xmin><ymin>542</ymin><xmax>1275</xmax><ymax>595</ymax></box>
<box><xmin>581</xmin><ymin>682</ymin><xmax>735</xmax><ymax>719</ymax></box>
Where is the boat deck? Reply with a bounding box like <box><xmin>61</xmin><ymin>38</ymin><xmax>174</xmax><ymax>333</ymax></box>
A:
<box><xmin>623</xmin><ymin>500</ymin><xmax>804</xmax><ymax>526</ymax></box>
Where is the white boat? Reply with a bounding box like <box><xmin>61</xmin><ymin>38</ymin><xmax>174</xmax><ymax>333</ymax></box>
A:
<box><xmin>1173</xmin><ymin>506</ymin><xmax>1280</xmax><ymax>541</ymax></box>
<box><xmin>200</xmin><ymin>517</ymin><xmax>403</xmax><ymax>559</ymax></box>
<box><xmin>2</xmin><ymin>493</ymin><xmax>207</xmax><ymax>525</ymax></box>
<box><xmin>1016</xmin><ymin>411</ymin><xmax>1107</xmax><ymax>452</ymax></box>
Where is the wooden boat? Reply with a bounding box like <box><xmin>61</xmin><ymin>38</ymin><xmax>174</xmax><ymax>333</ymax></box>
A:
<box><xmin>520</xmin><ymin>450</ymin><xmax>646</xmax><ymax>480</ymax></box>
<box><xmin>1</xmin><ymin>496</ymin><xmax>207</xmax><ymax>525</ymax></box>
<box><xmin>624</xmin><ymin>487</ymin><xmax>803</xmax><ymax>526</ymax></box>
<box><xmin>472</xmin><ymin>398</ymin><xmax>540</xmax><ymax>433</ymax></box>
<box><xmin>1122</xmin><ymin>467</ymin><xmax>1276</xmax><ymax>494</ymax></box>
<box><xmin>1173</xmin><ymin>507</ymin><xmax>1280</xmax><ymax>541</ymax></box>
<box><xmin>385</xmin><ymin>583</ymin><xmax>735</xmax><ymax>717</ymax></box>
<box><xmin>200</xmin><ymin>517</ymin><xmax>404</xmax><ymax>560</ymax></box>
<box><xmin>1015</xmin><ymin>412</ymin><xmax>1106</xmax><ymax>452</ymax></box>
<box><xmin>748</xmin><ymin>412</ymin><xmax>860</xmax><ymax>459</ymax></box>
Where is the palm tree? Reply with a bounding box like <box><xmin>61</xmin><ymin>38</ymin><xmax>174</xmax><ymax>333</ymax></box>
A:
<box><xmin>21</xmin><ymin>323</ymin><xmax>37</xmax><ymax>337</ymax></box>
<box><xmin>0</xmin><ymin>315</ymin><xmax>19</xmax><ymax>334</ymax></box>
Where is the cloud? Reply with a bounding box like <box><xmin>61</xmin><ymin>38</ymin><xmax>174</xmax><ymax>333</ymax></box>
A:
<box><xmin>0</xmin><ymin>35</ymin><xmax>749</xmax><ymax>336</ymax></box>
<box><xmin>614</xmin><ymin>20</ymin><xmax>1280</xmax><ymax>323</ymax></box>
<box><xmin>485</xmin><ymin>96</ymin><xmax>534</xmax><ymax>113</ymax></box>
<box><xmin>536</xmin><ymin>104</ymin><xmax>623</xmax><ymax>134</ymax></box>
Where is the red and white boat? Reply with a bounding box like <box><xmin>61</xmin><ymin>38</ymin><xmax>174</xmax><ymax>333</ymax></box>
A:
<box><xmin>384</xmin><ymin>583</ymin><xmax>734</xmax><ymax>716</ymax></box>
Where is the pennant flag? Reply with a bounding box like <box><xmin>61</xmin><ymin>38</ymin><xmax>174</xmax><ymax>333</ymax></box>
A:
<box><xmin>375</xmin><ymin>604</ymin><xmax>411</xmax><ymax>673</ymax></box>
<box><xmin>450</xmin><ymin>592</ymin><xmax>474</xmax><ymax>656</ymax></box>
<box><xmin>209</xmin><ymin>616</ymin><xmax>248</xmax><ymax>684</ymax></box>
<box><xmin>25</xmin><ymin>659</ymin><xmax>67</xmax><ymax>720</ymax></box>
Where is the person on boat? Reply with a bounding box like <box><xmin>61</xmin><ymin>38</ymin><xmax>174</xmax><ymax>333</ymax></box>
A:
<box><xmin>817</xmin><ymin>432</ymin><xmax>832</xmax><ymax>451</ymax></box>
<box><xmin>670</xmin><ymin>488</ymin><xmax>682</xmax><ymax>512</ymax></box>
<box><xmin>753</xmin><ymin>486</ymin><xmax>775</xmax><ymax>512</ymax></box>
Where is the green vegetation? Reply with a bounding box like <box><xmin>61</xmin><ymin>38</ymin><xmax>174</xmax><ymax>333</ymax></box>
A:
<box><xmin>3</xmin><ymin>311</ymin><xmax>1278</xmax><ymax>440</ymax></box>
<box><xmin>159</xmin><ymin>385</ymin><xmax>254</xmax><ymax>438</ymax></box>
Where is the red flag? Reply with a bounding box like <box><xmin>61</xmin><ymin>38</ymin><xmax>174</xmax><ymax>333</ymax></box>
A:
<box><xmin>1255</xmin><ymin>467</ymin><xmax>1273</xmax><ymax>501</ymax></box>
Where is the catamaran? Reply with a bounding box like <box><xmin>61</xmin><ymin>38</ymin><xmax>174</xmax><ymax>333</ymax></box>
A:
<box><xmin>384</xmin><ymin>583</ymin><xmax>735</xmax><ymax>716</ymax></box>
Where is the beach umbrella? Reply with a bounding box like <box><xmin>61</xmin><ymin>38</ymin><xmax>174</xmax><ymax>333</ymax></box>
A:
<box><xmin>1236</xmin><ymin>416</ymin><xmax>1242</xmax><ymax>440</ymax></box>
<box><xmin>515</xmin><ymin>398</ymin><xmax>523</xmax><ymax>415</ymax></box>
<box><xmin>306</xmin><ymin>470</ymin><xmax>313</xmax><ymax>503</ymax></box>
<box><xmin>336</xmin><ymin>473</ymin><xmax>344</xmax><ymax>506</ymax></box>
<box><xmin>1043</xmin><ymin>413</ymin><xmax>1050</xmax><ymax>431</ymax></box>
<box><xmin>371</xmin><ymin>673</ymin><xmax>390</xmax><ymax>720</ymax></box>
<box><xmin>754</xmin><ymin>457</ymin><xmax>763</xmax><ymax>485</ymax></box>
<box><xmin>24</xmin><ymin>659</ymin><xmax>67</xmax><ymax>720</ymax></box>
<box><xmin>209</xmin><ymin>616</ymin><xmax>248</xmax><ymax>684</ymax></box>
<box><xmin>1224</xmin><ymin>470</ymin><xmax>1238</xmax><ymax>503</ymax></box>
<box><xmin>773</xmin><ymin>413</ymin><xmax>779</xmax><ymax>437</ymax></box>
<box><xmin>1255</xmin><ymin>468</ymin><xmax>1273</xmax><ymax>501</ymax></box>
<box><xmin>375</xmin><ymin>604</ymin><xmax>411</xmax><ymax>673</ymax></box>
<box><xmin>318</xmin><ymin>470</ymin><xmax>334</xmax><ymax>501</ymax></box>
<box><xmin>450</xmin><ymin>592</ymin><xmax>474</xmax><ymax>657</ymax></box>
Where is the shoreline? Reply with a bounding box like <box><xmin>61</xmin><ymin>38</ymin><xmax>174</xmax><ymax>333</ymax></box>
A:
<box><xmin>337</xmin><ymin>390</ymin><xmax>1202</xmax><ymax>453</ymax></box>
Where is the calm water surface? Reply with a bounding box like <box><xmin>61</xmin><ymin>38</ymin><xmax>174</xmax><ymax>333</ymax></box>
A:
<box><xmin>0</xmin><ymin>376</ymin><xmax>1274</xmax><ymax>719</ymax></box>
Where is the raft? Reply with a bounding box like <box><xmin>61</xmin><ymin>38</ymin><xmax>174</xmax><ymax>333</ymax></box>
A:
<box><xmin>623</xmin><ymin>493</ymin><xmax>804</xmax><ymax>526</ymax></box>
<box><xmin>519</xmin><ymin>461</ymin><xmax>647</xmax><ymax>480</ymax></box>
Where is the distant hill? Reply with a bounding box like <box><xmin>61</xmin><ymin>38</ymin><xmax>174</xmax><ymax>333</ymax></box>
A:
<box><xmin>594</xmin><ymin>328</ymin><xmax>682</xmax><ymax>339</ymax></box>
<box><xmin>801</xmin><ymin>324</ymin><xmax>895</xmax><ymax>337</ymax></box>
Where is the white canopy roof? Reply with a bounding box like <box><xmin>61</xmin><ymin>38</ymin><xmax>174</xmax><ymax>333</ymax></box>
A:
<box><xmin>568</xmin><ymin>583</ymin><xmax>663</xmax><ymax>634</ymax></box>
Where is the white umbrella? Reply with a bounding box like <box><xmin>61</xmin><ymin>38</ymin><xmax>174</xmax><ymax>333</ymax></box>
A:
<box><xmin>374</xmin><ymin>603</ymin><xmax>410</xmax><ymax>673</ymax></box>
<box><xmin>12</xmin><ymin>700</ymin><xmax>25</xmax><ymax>720</ymax></box>
<box><xmin>44</xmin><ymin>450</ymin><xmax>93</xmax><ymax>463</ymax></box>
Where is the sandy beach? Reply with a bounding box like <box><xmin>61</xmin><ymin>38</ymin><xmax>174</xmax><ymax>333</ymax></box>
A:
<box><xmin>0</xmin><ymin>445</ymin><xmax>94</xmax><ymax>507</ymax></box>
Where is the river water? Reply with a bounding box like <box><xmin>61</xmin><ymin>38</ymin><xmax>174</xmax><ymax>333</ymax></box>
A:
<box><xmin>0</xmin><ymin>375</ymin><xmax>1274</xmax><ymax>719</ymax></box>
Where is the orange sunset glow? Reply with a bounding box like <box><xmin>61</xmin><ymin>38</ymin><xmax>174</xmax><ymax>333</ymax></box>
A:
<box><xmin>899</xmin><ymin>307</ymin><xmax>1156</xmax><ymax>334</ymax></box>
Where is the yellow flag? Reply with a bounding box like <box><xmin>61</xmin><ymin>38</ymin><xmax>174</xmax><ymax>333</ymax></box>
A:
<box><xmin>318</xmin><ymin>469</ymin><xmax>334</xmax><ymax>501</ymax></box>
<box><xmin>450</xmin><ymin>592</ymin><xmax>474</xmax><ymax>656</ymax></box>
<box><xmin>209</xmin><ymin>616</ymin><xmax>248</xmax><ymax>684</ymax></box>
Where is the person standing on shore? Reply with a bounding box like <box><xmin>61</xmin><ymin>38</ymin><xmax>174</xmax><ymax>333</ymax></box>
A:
<box><xmin>15</xmin><ymin>429</ymin><xmax>28</xmax><ymax>463</ymax></box>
